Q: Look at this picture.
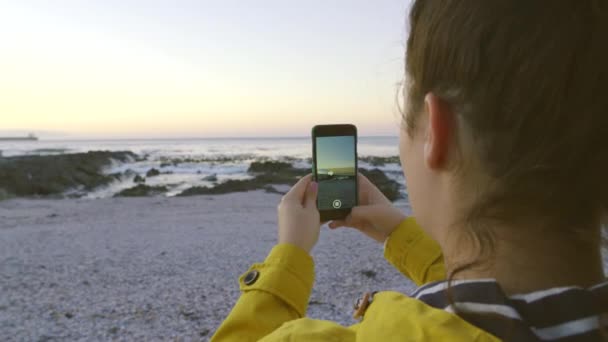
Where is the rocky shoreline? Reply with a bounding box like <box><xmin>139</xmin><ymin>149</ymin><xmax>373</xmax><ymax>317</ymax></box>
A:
<box><xmin>0</xmin><ymin>151</ymin><xmax>137</xmax><ymax>200</ymax></box>
<box><xmin>0</xmin><ymin>152</ymin><xmax>404</xmax><ymax>201</ymax></box>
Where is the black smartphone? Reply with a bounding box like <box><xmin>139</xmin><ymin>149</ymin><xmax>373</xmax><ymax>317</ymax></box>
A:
<box><xmin>312</xmin><ymin>124</ymin><xmax>358</xmax><ymax>221</ymax></box>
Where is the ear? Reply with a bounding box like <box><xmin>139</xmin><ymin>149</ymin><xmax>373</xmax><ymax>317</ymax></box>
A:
<box><xmin>423</xmin><ymin>93</ymin><xmax>454</xmax><ymax>170</ymax></box>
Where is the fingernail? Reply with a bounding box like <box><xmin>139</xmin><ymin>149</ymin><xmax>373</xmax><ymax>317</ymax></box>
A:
<box><xmin>310</xmin><ymin>182</ymin><xmax>318</xmax><ymax>192</ymax></box>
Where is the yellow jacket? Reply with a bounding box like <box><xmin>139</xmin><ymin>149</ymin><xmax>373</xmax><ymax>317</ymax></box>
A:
<box><xmin>211</xmin><ymin>218</ymin><xmax>500</xmax><ymax>341</ymax></box>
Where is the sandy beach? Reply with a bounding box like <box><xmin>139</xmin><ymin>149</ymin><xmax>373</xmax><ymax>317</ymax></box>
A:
<box><xmin>0</xmin><ymin>192</ymin><xmax>416</xmax><ymax>341</ymax></box>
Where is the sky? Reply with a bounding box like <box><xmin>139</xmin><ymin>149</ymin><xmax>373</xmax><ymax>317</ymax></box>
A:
<box><xmin>316</xmin><ymin>136</ymin><xmax>356</xmax><ymax>170</ymax></box>
<box><xmin>0</xmin><ymin>0</ymin><xmax>411</xmax><ymax>139</ymax></box>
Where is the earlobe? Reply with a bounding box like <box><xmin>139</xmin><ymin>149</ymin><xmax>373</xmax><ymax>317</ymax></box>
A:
<box><xmin>423</xmin><ymin>93</ymin><xmax>453</xmax><ymax>170</ymax></box>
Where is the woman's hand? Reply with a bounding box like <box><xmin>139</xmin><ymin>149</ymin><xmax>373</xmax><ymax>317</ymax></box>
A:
<box><xmin>328</xmin><ymin>173</ymin><xmax>406</xmax><ymax>243</ymax></box>
<box><xmin>277</xmin><ymin>174</ymin><xmax>321</xmax><ymax>253</ymax></box>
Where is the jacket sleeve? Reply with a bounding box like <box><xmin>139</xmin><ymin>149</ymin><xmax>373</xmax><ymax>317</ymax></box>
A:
<box><xmin>383</xmin><ymin>217</ymin><xmax>446</xmax><ymax>286</ymax></box>
<box><xmin>210</xmin><ymin>243</ymin><xmax>316</xmax><ymax>342</ymax></box>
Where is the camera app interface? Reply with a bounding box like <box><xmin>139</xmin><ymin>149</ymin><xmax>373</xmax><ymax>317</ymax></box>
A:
<box><xmin>315</xmin><ymin>135</ymin><xmax>356</xmax><ymax>211</ymax></box>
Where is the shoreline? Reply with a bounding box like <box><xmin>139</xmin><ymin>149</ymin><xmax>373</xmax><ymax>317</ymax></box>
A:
<box><xmin>0</xmin><ymin>151</ymin><xmax>405</xmax><ymax>201</ymax></box>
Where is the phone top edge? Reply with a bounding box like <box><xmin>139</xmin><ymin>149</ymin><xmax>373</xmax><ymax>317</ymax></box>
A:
<box><xmin>311</xmin><ymin>124</ymin><xmax>357</xmax><ymax>137</ymax></box>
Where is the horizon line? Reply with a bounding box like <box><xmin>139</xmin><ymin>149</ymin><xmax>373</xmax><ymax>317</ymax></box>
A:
<box><xmin>30</xmin><ymin>135</ymin><xmax>399</xmax><ymax>142</ymax></box>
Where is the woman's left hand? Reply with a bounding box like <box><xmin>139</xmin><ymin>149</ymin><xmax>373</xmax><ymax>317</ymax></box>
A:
<box><xmin>277</xmin><ymin>174</ymin><xmax>320</xmax><ymax>254</ymax></box>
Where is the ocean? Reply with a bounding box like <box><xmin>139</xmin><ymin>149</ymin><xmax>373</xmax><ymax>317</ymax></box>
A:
<box><xmin>0</xmin><ymin>137</ymin><xmax>405</xmax><ymax>199</ymax></box>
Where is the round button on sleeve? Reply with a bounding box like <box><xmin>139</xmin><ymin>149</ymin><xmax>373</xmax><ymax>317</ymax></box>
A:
<box><xmin>243</xmin><ymin>270</ymin><xmax>260</xmax><ymax>285</ymax></box>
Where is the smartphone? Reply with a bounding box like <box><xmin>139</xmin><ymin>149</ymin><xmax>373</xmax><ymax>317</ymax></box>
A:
<box><xmin>312</xmin><ymin>124</ymin><xmax>358</xmax><ymax>221</ymax></box>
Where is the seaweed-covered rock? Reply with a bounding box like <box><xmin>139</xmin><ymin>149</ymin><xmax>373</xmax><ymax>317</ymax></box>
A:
<box><xmin>123</xmin><ymin>169</ymin><xmax>137</xmax><ymax>178</ymax></box>
<box><xmin>248</xmin><ymin>161</ymin><xmax>295</xmax><ymax>173</ymax></box>
<box><xmin>0</xmin><ymin>188</ymin><xmax>11</xmax><ymax>201</ymax></box>
<box><xmin>263</xmin><ymin>185</ymin><xmax>285</xmax><ymax>195</ymax></box>
<box><xmin>108</xmin><ymin>172</ymin><xmax>123</xmax><ymax>181</ymax></box>
<box><xmin>178</xmin><ymin>158</ymin><xmax>402</xmax><ymax>201</ymax></box>
<box><xmin>158</xmin><ymin>155</ymin><xmax>258</xmax><ymax>167</ymax></box>
<box><xmin>146</xmin><ymin>168</ymin><xmax>161</xmax><ymax>177</ymax></box>
<box><xmin>179</xmin><ymin>163</ymin><xmax>401</xmax><ymax>201</ymax></box>
<box><xmin>202</xmin><ymin>174</ymin><xmax>218</xmax><ymax>182</ymax></box>
<box><xmin>253</xmin><ymin>171</ymin><xmax>306</xmax><ymax>185</ymax></box>
<box><xmin>0</xmin><ymin>151</ymin><xmax>137</xmax><ymax>197</ymax></box>
<box><xmin>359</xmin><ymin>168</ymin><xmax>402</xmax><ymax>201</ymax></box>
<box><xmin>133</xmin><ymin>175</ymin><xmax>145</xmax><ymax>183</ymax></box>
<box><xmin>114</xmin><ymin>184</ymin><xmax>168</xmax><ymax>197</ymax></box>
<box><xmin>359</xmin><ymin>156</ymin><xmax>401</xmax><ymax>167</ymax></box>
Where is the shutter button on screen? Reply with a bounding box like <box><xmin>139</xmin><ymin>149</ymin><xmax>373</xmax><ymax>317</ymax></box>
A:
<box><xmin>332</xmin><ymin>199</ymin><xmax>342</xmax><ymax>209</ymax></box>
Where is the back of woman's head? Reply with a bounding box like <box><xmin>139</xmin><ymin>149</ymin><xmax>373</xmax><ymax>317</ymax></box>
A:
<box><xmin>404</xmin><ymin>0</ymin><xmax>608</xmax><ymax>244</ymax></box>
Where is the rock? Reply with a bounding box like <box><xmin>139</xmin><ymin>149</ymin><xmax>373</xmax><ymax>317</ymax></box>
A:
<box><xmin>107</xmin><ymin>172</ymin><xmax>122</xmax><ymax>181</ymax></box>
<box><xmin>202</xmin><ymin>174</ymin><xmax>218</xmax><ymax>182</ymax></box>
<box><xmin>360</xmin><ymin>270</ymin><xmax>377</xmax><ymax>279</ymax></box>
<box><xmin>359</xmin><ymin>168</ymin><xmax>401</xmax><ymax>201</ymax></box>
<box><xmin>248</xmin><ymin>161</ymin><xmax>294</xmax><ymax>173</ymax></box>
<box><xmin>114</xmin><ymin>184</ymin><xmax>168</xmax><ymax>197</ymax></box>
<box><xmin>133</xmin><ymin>175</ymin><xmax>145</xmax><ymax>183</ymax></box>
<box><xmin>178</xmin><ymin>179</ymin><xmax>259</xmax><ymax>196</ymax></box>
<box><xmin>146</xmin><ymin>168</ymin><xmax>161</xmax><ymax>177</ymax></box>
<box><xmin>177</xmin><ymin>160</ymin><xmax>401</xmax><ymax>201</ymax></box>
<box><xmin>135</xmin><ymin>154</ymin><xmax>149</xmax><ymax>162</ymax></box>
<box><xmin>359</xmin><ymin>156</ymin><xmax>401</xmax><ymax>167</ymax></box>
<box><xmin>123</xmin><ymin>169</ymin><xmax>137</xmax><ymax>177</ymax></box>
<box><xmin>0</xmin><ymin>188</ymin><xmax>11</xmax><ymax>201</ymax></box>
<box><xmin>0</xmin><ymin>151</ymin><xmax>137</xmax><ymax>197</ymax></box>
<box><xmin>263</xmin><ymin>185</ymin><xmax>284</xmax><ymax>194</ymax></box>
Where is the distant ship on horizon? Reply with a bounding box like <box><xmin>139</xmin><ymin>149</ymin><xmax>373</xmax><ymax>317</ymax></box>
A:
<box><xmin>0</xmin><ymin>133</ymin><xmax>39</xmax><ymax>141</ymax></box>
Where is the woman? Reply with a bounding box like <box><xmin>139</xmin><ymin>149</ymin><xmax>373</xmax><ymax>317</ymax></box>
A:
<box><xmin>212</xmin><ymin>1</ymin><xmax>608</xmax><ymax>340</ymax></box>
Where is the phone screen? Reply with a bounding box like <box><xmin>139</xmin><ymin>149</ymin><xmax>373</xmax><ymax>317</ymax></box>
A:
<box><xmin>315</xmin><ymin>135</ymin><xmax>357</xmax><ymax>212</ymax></box>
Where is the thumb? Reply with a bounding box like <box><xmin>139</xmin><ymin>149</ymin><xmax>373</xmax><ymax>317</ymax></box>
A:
<box><xmin>304</xmin><ymin>181</ymin><xmax>318</xmax><ymax>208</ymax></box>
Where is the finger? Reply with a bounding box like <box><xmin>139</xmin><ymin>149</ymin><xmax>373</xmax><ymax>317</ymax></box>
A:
<box><xmin>282</xmin><ymin>174</ymin><xmax>313</xmax><ymax>203</ymax></box>
<box><xmin>330</xmin><ymin>207</ymin><xmax>375</xmax><ymax>229</ymax></box>
<box><xmin>356</xmin><ymin>173</ymin><xmax>373</xmax><ymax>204</ymax></box>
<box><xmin>328</xmin><ymin>220</ymin><xmax>346</xmax><ymax>229</ymax></box>
<box><xmin>303</xmin><ymin>181</ymin><xmax>318</xmax><ymax>208</ymax></box>
<box><xmin>357</xmin><ymin>172</ymin><xmax>373</xmax><ymax>186</ymax></box>
<box><xmin>328</xmin><ymin>212</ymin><xmax>357</xmax><ymax>229</ymax></box>
<box><xmin>340</xmin><ymin>214</ymin><xmax>386</xmax><ymax>241</ymax></box>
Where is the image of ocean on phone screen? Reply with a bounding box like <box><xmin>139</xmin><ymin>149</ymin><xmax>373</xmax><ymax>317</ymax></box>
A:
<box><xmin>315</xmin><ymin>135</ymin><xmax>357</xmax><ymax>210</ymax></box>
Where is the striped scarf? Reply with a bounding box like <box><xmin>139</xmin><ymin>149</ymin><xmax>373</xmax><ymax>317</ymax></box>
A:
<box><xmin>413</xmin><ymin>279</ymin><xmax>608</xmax><ymax>341</ymax></box>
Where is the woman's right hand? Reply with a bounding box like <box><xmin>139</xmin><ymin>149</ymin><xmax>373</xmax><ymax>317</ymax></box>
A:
<box><xmin>328</xmin><ymin>173</ymin><xmax>407</xmax><ymax>243</ymax></box>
